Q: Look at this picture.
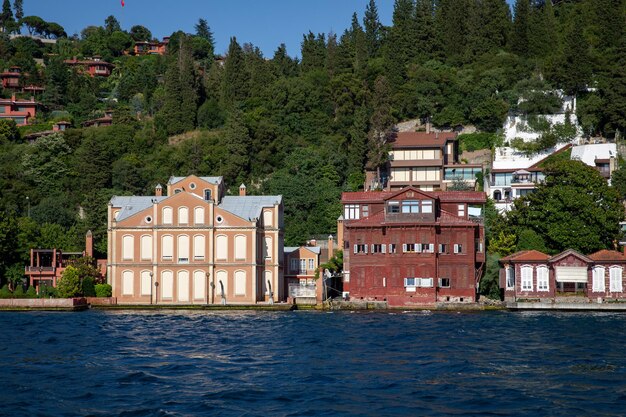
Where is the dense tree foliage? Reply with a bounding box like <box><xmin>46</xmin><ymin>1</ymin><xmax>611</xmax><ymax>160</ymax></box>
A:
<box><xmin>1</xmin><ymin>1</ymin><xmax>626</xmax><ymax>289</ymax></box>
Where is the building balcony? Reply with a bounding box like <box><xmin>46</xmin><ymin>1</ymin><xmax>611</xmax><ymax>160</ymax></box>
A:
<box><xmin>25</xmin><ymin>266</ymin><xmax>55</xmax><ymax>275</ymax></box>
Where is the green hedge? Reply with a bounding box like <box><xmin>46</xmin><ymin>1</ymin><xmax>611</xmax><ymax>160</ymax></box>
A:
<box><xmin>95</xmin><ymin>283</ymin><xmax>112</xmax><ymax>298</ymax></box>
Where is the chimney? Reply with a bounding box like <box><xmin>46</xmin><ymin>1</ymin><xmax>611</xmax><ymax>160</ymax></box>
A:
<box><xmin>85</xmin><ymin>230</ymin><xmax>93</xmax><ymax>258</ymax></box>
<box><xmin>426</xmin><ymin>121</ymin><xmax>431</xmax><ymax>134</ymax></box>
<box><xmin>155</xmin><ymin>184</ymin><xmax>162</xmax><ymax>197</ymax></box>
<box><xmin>239</xmin><ymin>184</ymin><xmax>246</xmax><ymax>196</ymax></box>
<box><xmin>328</xmin><ymin>235</ymin><xmax>334</xmax><ymax>260</ymax></box>
<box><xmin>309</xmin><ymin>239</ymin><xmax>317</xmax><ymax>247</ymax></box>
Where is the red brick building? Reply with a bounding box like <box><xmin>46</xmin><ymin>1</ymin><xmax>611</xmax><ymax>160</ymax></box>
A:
<box><xmin>500</xmin><ymin>249</ymin><xmax>626</xmax><ymax>302</ymax></box>
<box><xmin>340</xmin><ymin>187</ymin><xmax>487</xmax><ymax>306</ymax></box>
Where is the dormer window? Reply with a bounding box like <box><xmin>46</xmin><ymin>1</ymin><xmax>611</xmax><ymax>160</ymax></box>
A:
<box><xmin>401</xmin><ymin>200</ymin><xmax>419</xmax><ymax>214</ymax></box>
<box><xmin>422</xmin><ymin>200</ymin><xmax>433</xmax><ymax>214</ymax></box>
<box><xmin>362</xmin><ymin>205</ymin><xmax>369</xmax><ymax>218</ymax></box>
<box><xmin>344</xmin><ymin>204</ymin><xmax>360</xmax><ymax>220</ymax></box>
<box><xmin>387</xmin><ymin>201</ymin><xmax>400</xmax><ymax>213</ymax></box>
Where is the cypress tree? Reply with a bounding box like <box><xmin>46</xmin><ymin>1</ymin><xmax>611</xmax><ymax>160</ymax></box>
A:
<box><xmin>528</xmin><ymin>0</ymin><xmax>558</xmax><ymax>59</ymax></box>
<box><xmin>13</xmin><ymin>0</ymin><xmax>22</xmax><ymax>21</ymax></box>
<box><xmin>348</xmin><ymin>106</ymin><xmax>369</xmax><ymax>184</ymax></box>
<box><xmin>435</xmin><ymin>0</ymin><xmax>475</xmax><ymax>62</ymax></box>
<box><xmin>363</xmin><ymin>0</ymin><xmax>382</xmax><ymax>58</ymax></box>
<box><xmin>0</xmin><ymin>0</ymin><xmax>13</xmax><ymax>32</ymax></box>
<box><xmin>367</xmin><ymin>76</ymin><xmax>395</xmax><ymax>187</ymax></box>
<box><xmin>221</xmin><ymin>37</ymin><xmax>249</xmax><ymax>107</ymax></box>
<box><xmin>272</xmin><ymin>43</ymin><xmax>297</xmax><ymax>78</ymax></box>
<box><xmin>301</xmin><ymin>32</ymin><xmax>326</xmax><ymax>72</ymax></box>
<box><xmin>555</xmin><ymin>12</ymin><xmax>592</xmax><ymax>95</ymax></box>
<box><xmin>511</xmin><ymin>0</ymin><xmax>531</xmax><ymax>56</ymax></box>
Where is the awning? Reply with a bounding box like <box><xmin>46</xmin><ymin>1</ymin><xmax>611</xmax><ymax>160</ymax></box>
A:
<box><xmin>555</xmin><ymin>266</ymin><xmax>588</xmax><ymax>283</ymax></box>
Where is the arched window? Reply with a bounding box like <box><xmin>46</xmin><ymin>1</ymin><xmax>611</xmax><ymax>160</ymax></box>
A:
<box><xmin>536</xmin><ymin>266</ymin><xmax>549</xmax><ymax>291</ymax></box>
<box><xmin>521</xmin><ymin>265</ymin><xmax>533</xmax><ymax>291</ymax></box>
<box><xmin>194</xmin><ymin>206</ymin><xmax>205</xmax><ymax>225</ymax></box>
<box><xmin>162</xmin><ymin>235</ymin><xmax>173</xmax><ymax>261</ymax></box>
<box><xmin>193</xmin><ymin>270</ymin><xmax>205</xmax><ymax>301</ymax></box>
<box><xmin>610</xmin><ymin>266</ymin><xmax>623</xmax><ymax>292</ymax></box>
<box><xmin>263</xmin><ymin>237</ymin><xmax>272</xmax><ymax>259</ymax></box>
<box><xmin>593</xmin><ymin>266</ymin><xmax>606</xmax><ymax>292</ymax></box>
<box><xmin>140</xmin><ymin>235</ymin><xmax>152</xmax><ymax>261</ymax></box>
<box><xmin>178</xmin><ymin>270</ymin><xmax>189</xmax><ymax>302</ymax></box>
<box><xmin>122</xmin><ymin>270</ymin><xmax>134</xmax><ymax>296</ymax></box>
<box><xmin>178</xmin><ymin>235</ymin><xmax>189</xmax><ymax>263</ymax></box>
<box><xmin>235</xmin><ymin>235</ymin><xmax>247</xmax><ymax>260</ymax></box>
<box><xmin>216</xmin><ymin>235</ymin><xmax>228</xmax><ymax>260</ymax></box>
<box><xmin>161</xmin><ymin>270</ymin><xmax>173</xmax><ymax>299</ymax></box>
<box><xmin>193</xmin><ymin>235</ymin><xmax>205</xmax><ymax>261</ymax></box>
<box><xmin>178</xmin><ymin>207</ymin><xmax>189</xmax><ymax>225</ymax></box>
<box><xmin>140</xmin><ymin>270</ymin><xmax>152</xmax><ymax>296</ymax></box>
<box><xmin>493</xmin><ymin>190</ymin><xmax>502</xmax><ymax>201</ymax></box>
<box><xmin>122</xmin><ymin>235</ymin><xmax>134</xmax><ymax>261</ymax></box>
<box><xmin>234</xmin><ymin>270</ymin><xmax>246</xmax><ymax>296</ymax></box>
<box><xmin>263</xmin><ymin>210</ymin><xmax>273</xmax><ymax>227</ymax></box>
<box><xmin>162</xmin><ymin>207</ymin><xmax>173</xmax><ymax>224</ymax></box>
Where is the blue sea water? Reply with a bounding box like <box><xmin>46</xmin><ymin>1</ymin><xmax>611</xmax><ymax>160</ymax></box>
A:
<box><xmin>1</xmin><ymin>310</ymin><xmax>626</xmax><ymax>417</ymax></box>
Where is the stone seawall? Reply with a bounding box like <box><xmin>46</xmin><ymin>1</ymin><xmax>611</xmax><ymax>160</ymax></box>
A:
<box><xmin>0</xmin><ymin>298</ymin><xmax>88</xmax><ymax>311</ymax></box>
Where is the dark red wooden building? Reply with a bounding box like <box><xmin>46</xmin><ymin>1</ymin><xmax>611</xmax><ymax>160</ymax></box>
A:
<box><xmin>340</xmin><ymin>187</ymin><xmax>487</xmax><ymax>306</ymax></box>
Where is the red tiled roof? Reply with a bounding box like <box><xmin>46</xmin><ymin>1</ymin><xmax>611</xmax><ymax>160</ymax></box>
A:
<box><xmin>342</xmin><ymin>191</ymin><xmax>395</xmax><ymax>203</ymax></box>
<box><xmin>437</xmin><ymin>209</ymin><xmax>478</xmax><ymax>226</ymax></box>
<box><xmin>588</xmin><ymin>250</ymin><xmax>626</xmax><ymax>262</ymax></box>
<box><xmin>345</xmin><ymin>210</ymin><xmax>386</xmax><ymax>227</ymax></box>
<box><xmin>344</xmin><ymin>208</ymin><xmax>478</xmax><ymax>228</ymax></box>
<box><xmin>500</xmin><ymin>250</ymin><xmax>551</xmax><ymax>262</ymax></box>
<box><xmin>431</xmin><ymin>191</ymin><xmax>487</xmax><ymax>204</ymax></box>
<box><xmin>390</xmin><ymin>131</ymin><xmax>457</xmax><ymax>148</ymax></box>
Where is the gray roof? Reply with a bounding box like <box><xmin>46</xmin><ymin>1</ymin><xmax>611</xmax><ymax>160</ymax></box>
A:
<box><xmin>284</xmin><ymin>246</ymin><xmax>321</xmax><ymax>255</ymax></box>
<box><xmin>168</xmin><ymin>176</ymin><xmax>222</xmax><ymax>185</ymax></box>
<box><xmin>110</xmin><ymin>196</ymin><xmax>167</xmax><ymax>221</ymax></box>
<box><xmin>219</xmin><ymin>195</ymin><xmax>282</xmax><ymax>221</ymax></box>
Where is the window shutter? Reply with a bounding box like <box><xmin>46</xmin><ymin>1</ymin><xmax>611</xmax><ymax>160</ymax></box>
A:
<box><xmin>364</xmin><ymin>245</ymin><xmax>368</xmax><ymax>254</ymax></box>
<box><xmin>354</xmin><ymin>244</ymin><xmax>357</xmax><ymax>254</ymax></box>
<box><xmin>382</xmin><ymin>244</ymin><xmax>386</xmax><ymax>254</ymax></box>
<box><xmin>416</xmin><ymin>243</ymin><xmax>422</xmax><ymax>252</ymax></box>
<box><xmin>429</xmin><ymin>244</ymin><xmax>434</xmax><ymax>253</ymax></box>
<box><xmin>402</xmin><ymin>244</ymin><xmax>407</xmax><ymax>252</ymax></box>
<box><xmin>371</xmin><ymin>244</ymin><xmax>374</xmax><ymax>253</ymax></box>
<box><xmin>454</xmin><ymin>244</ymin><xmax>459</xmax><ymax>254</ymax></box>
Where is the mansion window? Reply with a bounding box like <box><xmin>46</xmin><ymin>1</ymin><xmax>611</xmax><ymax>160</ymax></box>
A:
<box><xmin>537</xmin><ymin>266</ymin><xmax>549</xmax><ymax>291</ymax></box>
<box><xmin>458</xmin><ymin>204</ymin><xmax>465</xmax><ymax>217</ymax></box>
<box><xmin>299</xmin><ymin>259</ymin><xmax>307</xmax><ymax>274</ymax></box>
<box><xmin>506</xmin><ymin>267</ymin><xmax>515</xmax><ymax>289</ymax></box>
<box><xmin>610</xmin><ymin>267</ymin><xmax>623</xmax><ymax>292</ymax></box>
<box><xmin>404</xmin><ymin>277</ymin><xmax>434</xmax><ymax>288</ymax></box>
<box><xmin>388</xmin><ymin>244</ymin><xmax>397</xmax><ymax>254</ymax></box>
<box><xmin>354</xmin><ymin>244</ymin><xmax>368</xmax><ymax>254</ymax></box>
<box><xmin>438</xmin><ymin>278</ymin><xmax>450</xmax><ymax>288</ymax></box>
<box><xmin>453</xmin><ymin>244</ymin><xmax>463</xmax><ymax>254</ymax></box>
<box><xmin>344</xmin><ymin>204</ymin><xmax>360</xmax><ymax>220</ymax></box>
<box><xmin>371</xmin><ymin>244</ymin><xmax>386</xmax><ymax>254</ymax></box>
<box><xmin>387</xmin><ymin>201</ymin><xmax>400</xmax><ymax>213</ymax></box>
<box><xmin>403</xmin><ymin>243</ymin><xmax>417</xmax><ymax>253</ymax></box>
<box><xmin>308</xmin><ymin>259</ymin><xmax>314</xmax><ymax>270</ymax></box>
<box><xmin>361</xmin><ymin>205</ymin><xmax>369</xmax><ymax>218</ymax></box>
<box><xmin>439</xmin><ymin>244</ymin><xmax>448</xmax><ymax>254</ymax></box>
<box><xmin>521</xmin><ymin>266</ymin><xmax>533</xmax><ymax>291</ymax></box>
<box><xmin>402</xmin><ymin>200</ymin><xmax>420</xmax><ymax>214</ymax></box>
<box><xmin>290</xmin><ymin>258</ymin><xmax>299</xmax><ymax>273</ymax></box>
<box><xmin>592</xmin><ymin>266</ymin><xmax>605</xmax><ymax>292</ymax></box>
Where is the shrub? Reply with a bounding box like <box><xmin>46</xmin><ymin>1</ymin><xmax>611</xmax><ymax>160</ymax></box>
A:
<box><xmin>26</xmin><ymin>286</ymin><xmax>37</xmax><ymax>298</ymax></box>
<box><xmin>458</xmin><ymin>132</ymin><xmax>502</xmax><ymax>152</ymax></box>
<box><xmin>82</xmin><ymin>276</ymin><xmax>96</xmax><ymax>297</ymax></box>
<box><xmin>39</xmin><ymin>285</ymin><xmax>58</xmax><ymax>298</ymax></box>
<box><xmin>95</xmin><ymin>283</ymin><xmax>112</xmax><ymax>298</ymax></box>
<box><xmin>57</xmin><ymin>266</ymin><xmax>82</xmax><ymax>298</ymax></box>
<box><xmin>0</xmin><ymin>284</ymin><xmax>12</xmax><ymax>298</ymax></box>
<box><xmin>13</xmin><ymin>286</ymin><xmax>25</xmax><ymax>298</ymax></box>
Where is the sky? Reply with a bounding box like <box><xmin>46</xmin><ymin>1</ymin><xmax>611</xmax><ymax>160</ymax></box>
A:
<box><xmin>26</xmin><ymin>0</ymin><xmax>514</xmax><ymax>58</ymax></box>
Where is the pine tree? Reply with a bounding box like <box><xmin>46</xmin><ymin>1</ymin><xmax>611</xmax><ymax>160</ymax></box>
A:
<box><xmin>221</xmin><ymin>37</ymin><xmax>249</xmax><ymax>107</ymax></box>
<box><xmin>436</xmin><ymin>0</ymin><xmax>479</xmax><ymax>62</ymax></box>
<box><xmin>347</xmin><ymin>106</ymin><xmax>369</xmax><ymax>187</ymax></box>
<box><xmin>415</xmin><ymin>0</ymin><xmax>436</xmax><ymax>61</ymax></box>
<box><xmin>301</xmin><ymin>31</ymin><xmax>326</xmax><ymax>72</ymax></box>
<box><xmin>511</xmin><ymin>0</ymin><xmax>530</xmax><ymax>56</ymax></box>
<box><xmin>220</xmin><ymin>109</ymin><xmax>250</xmax><ymax>185</ymax></box>
<box><xmin>272</xmin><ymin>43</ymin><xmax>297</xmax><ymax>78</ymax></box>
<box><xmin>195</xmin><ymin>18</ymin><xmax>214</xmax><ymax>43</ymax></box>
<box><xmin>477</xmin><ymin>0</ymin><xmax>512</xmax><ymax>55</ymax></box>
<box><xmin>363</xmin><ymin>0</ymin><xmax>382</xmax><ymax>58</ymax></box>
<box><xmin>554</xmin><ymin>11</ymin><xmax>592</xmax><ymax>95</ymax></box>
<box><xmin>104</xmin><ymin>15</ymin><xmax>121</xmax><ymax>34</ymax></box>
<box><xmin>528</xmin><ymin>0</ymin><xmax>558</xmax><ymax>58</ymax></box>
<box><xmin>384</xmin><ymin>0</ymin><xmax>416</xmax><ymax>89</ymax></box>
<box><xmin>13</xmin><ymin>0</ymin><xmax>22</xmax><ymax>21</ymax></box>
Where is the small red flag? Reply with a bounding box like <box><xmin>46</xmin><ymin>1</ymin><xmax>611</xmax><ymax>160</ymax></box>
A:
<box><xmin>121</xmin><ymin>0</ymin><xmax>125</xmax><ymax>6</ymax></box>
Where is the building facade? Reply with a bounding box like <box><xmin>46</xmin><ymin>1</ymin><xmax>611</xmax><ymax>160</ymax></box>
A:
<box><xmin>64</xmin><ymin>57</ymin><xmax>114</xmax><ymax>77</ymax></box>
<box><xmin>340</xmin><ymin>187</ymin><xmax>486</xmax><ymax>306</ymax></box>
<box><xmin>500</xmin><ymin>249</ymin><xmax>626</xmax><ymax>302</ymax></box>
<box><xmin>108</xmin><ymin>175</ymin><xmax>284</xmax><ymax>305</ymax></box>
<box><xmin>0</xmin><ymin>94</ymin><xmax>39</xmax><ymax>125</ymax></box>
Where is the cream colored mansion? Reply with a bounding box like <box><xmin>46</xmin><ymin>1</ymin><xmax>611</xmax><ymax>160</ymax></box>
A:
<box><xmin>107</xmin><ymin>175</ymin><xmax>284</xmax><ymax>304</ymax></box>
